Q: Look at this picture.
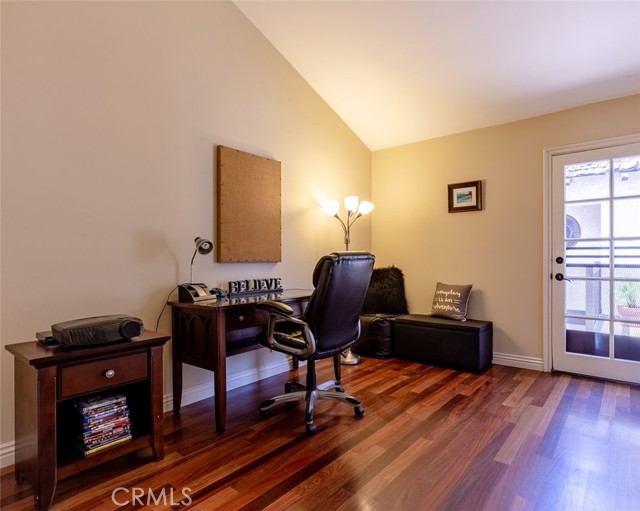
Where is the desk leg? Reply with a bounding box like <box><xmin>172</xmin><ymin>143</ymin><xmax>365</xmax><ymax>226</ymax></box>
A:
<box><xmin>214</xmin><ymin>309</ymin><xmax>226</xmax><ymax>433</ymax></box>
<box><xmin>172</xmin><ymin>360</ymin><xmax>183</xmax><ymax>413</ymax></box>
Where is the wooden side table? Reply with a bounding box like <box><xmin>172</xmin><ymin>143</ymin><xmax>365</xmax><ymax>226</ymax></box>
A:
<box><xmin>5</xmin><ymin>330</ymin><xmax>170</xmax><ymax>511</ymax></box>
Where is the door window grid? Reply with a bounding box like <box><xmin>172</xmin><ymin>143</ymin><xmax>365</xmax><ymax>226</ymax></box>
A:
<box><xmin>564</xmin><ymin>155</ymin><xmax>640</xmax><ymax>362</ymax></box>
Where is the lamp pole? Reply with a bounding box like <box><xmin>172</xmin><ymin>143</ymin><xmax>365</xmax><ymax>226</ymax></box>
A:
<box><xmin>321</xmin><ymin>196</ymin><xmax>374</xmax><ymax>365</ymax></box>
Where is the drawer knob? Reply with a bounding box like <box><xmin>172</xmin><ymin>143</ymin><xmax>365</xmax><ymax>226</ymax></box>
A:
<box><xmin>238</xmin><ymin>315</ymin><xmax>245</xmax><ymax>322</ymax></box>
<box><xmin>104</xmin><ymin>369</ymin><xmax>116</xmax><ymax>378</ymax></box>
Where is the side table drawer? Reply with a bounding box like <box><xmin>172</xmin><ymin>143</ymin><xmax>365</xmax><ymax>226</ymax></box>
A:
<box><xmin>59</xmin><ymin>352</ymin><xmax>148</xmax><ymax>399</ymax></box>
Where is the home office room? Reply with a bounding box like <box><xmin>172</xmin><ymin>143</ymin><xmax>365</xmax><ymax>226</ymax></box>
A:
<box><xmin>2</xmin><ymin>2</ymin><xmax>639</xmax><ymax>510</ymax></box>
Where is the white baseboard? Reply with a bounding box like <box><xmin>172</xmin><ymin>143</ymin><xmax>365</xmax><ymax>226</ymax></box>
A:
<box><xmin>493</xmin><ymin>352</ymin><xmax>544</xmax><ymax>371</ymax></box>
<box><xmin>162</xmin><ymin>356</ymin><xmax>296</xmax><ymax>412</ymax></box>
<box><xmin>0</xmin><ymin>440</ymin><xmax>15</xmax><ymax>471</ymax></box>
<box><xmin>167</xmin><ymin>353</ymin><xmax>546</xmax><ymax>413</ymax></box>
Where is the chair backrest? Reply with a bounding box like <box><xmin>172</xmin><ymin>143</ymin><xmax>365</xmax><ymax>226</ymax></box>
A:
<box><xmin>304</xmin><ymin>252</ymin><xmax>375</xmax><ymax>355</ymax></box>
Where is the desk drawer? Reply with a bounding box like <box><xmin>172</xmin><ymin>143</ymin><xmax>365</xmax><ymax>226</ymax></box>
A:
<box><xmin>59</xmin><ymin>352</ymin><xmax>148</xmax><ymax>399</ymax></box>
<box><xmin>225</xmin><ymin>306</ymin><xmax>262</xmax><ymax>330</ymax></box>
<box><xmin>224</xmin><ymin>300</ymin><xmax>308</xmax><ymax>331</ymax></box>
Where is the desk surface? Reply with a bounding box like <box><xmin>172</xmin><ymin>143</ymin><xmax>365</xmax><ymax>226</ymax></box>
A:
<box><xmin>169</xmin><ymin>288</ymin><xmax>313</xmax><ymax>310</ymax></box>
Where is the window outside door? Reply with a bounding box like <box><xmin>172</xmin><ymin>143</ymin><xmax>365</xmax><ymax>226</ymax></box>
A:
<box><xmin>550</xmin><ymin>142</ymin><xmax>640</xmax><ymax>384</ymax></box>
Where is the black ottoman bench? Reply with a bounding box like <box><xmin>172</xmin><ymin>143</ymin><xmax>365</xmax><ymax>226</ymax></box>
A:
<box><xmin>393</xmin><ymin>314</ymin><xmax>493</xmax><ymax>373</ymax></box>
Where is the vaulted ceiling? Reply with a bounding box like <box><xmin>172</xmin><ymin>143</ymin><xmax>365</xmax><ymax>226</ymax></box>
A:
<box><xmin>235</xmin><ymin>1</ymin><xmax>640</xmax><ymax>150</ymax></box>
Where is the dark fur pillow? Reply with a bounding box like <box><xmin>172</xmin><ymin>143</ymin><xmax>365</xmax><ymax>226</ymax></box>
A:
<box><xmin>361</xmin><ymin>266</ymin><xmax>409</xmax><ymax>315</ymax></box>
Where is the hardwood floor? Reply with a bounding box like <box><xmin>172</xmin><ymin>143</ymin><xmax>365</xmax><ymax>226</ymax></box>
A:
<box><xmin>2</xmin><ymin>358</ymin><xmax>639</xmax><ymax>511</ymax></box>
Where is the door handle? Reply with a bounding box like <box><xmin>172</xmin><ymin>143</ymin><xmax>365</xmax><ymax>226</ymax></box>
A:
<box><xmin>554</xmin><ymin>273</ymin><xmax>572</xmax><ymax>282</ymax></box>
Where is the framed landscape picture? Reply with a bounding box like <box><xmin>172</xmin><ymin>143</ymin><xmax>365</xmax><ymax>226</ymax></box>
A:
<box><xmin>448</xmin><ymin>180</ymin><xmax>483</xmax><ymax>213</ymax></box>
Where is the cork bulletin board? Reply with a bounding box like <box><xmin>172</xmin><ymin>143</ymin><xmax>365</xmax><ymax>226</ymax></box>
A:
<box><xmin>216</xmin><ymin>145</ymin><xmax>281</xmax><ymax>262</ymax></box>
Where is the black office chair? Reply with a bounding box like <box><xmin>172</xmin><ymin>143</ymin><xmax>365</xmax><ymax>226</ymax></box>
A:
<box><xmin>256</xmin><ymin>252</ymin><xmax>375</xmax><ymax>434</ymax></box>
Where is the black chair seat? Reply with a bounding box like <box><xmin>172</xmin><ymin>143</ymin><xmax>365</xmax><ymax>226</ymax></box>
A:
<box><xmin>272</xmin><ymin>331</ymin><xmax>305</xmax><ymax>350</ymax></box>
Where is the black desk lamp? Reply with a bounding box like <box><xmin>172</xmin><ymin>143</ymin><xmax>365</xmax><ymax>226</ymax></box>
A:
<box><xmin>190</xmin><ymin>237</ymin><xmax>213</xmax><ymax>283</ymax></box>
<box><xmin>178</xmin><ymin>237</ymin><xmax>215</xmax><ymax>303</ymax></box>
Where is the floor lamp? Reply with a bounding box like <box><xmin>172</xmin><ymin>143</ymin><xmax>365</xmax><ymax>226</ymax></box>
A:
<box><xmin>321</xmin><ymin>196</ymin><xmax>374</xmax><ymax>365</ymax></box>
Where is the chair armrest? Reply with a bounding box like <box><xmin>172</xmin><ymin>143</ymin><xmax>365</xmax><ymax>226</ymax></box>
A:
<box><xmin>257</xmin><ymin>301</ymin><xmax>315</xmax><ymax>358</ymax></box>
<box><xmin>256</xmin><ymin>301</ymin><xmax>295</xmax><ymax>317</ymax></box>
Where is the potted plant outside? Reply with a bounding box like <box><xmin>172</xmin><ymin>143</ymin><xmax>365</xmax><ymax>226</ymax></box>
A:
<box><xmin>617</xmin><ymin>281</ymin><xmax>640</xmax><ymax>324</ymax></box>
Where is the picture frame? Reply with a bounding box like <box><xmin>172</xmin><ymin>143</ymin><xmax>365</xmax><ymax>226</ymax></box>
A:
<box><xmin>448</xmin><ymin>180</ymin><xmax>483</xmax><ymax>213</ymax></box>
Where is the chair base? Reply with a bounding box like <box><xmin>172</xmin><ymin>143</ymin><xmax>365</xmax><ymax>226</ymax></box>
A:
<box><xmin>260</xmin><ymin>379</ymin><xmax>364</xmax><ymax>434</ymax></box>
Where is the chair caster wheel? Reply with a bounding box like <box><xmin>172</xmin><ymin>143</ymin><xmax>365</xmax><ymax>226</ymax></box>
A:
<box><xmin>260</xmin><ymin>399</ymin><xmax>274</xmax><ymax>418</ymax></box>
<box><xmin>354</xmin><ymin>405</ymin><xmax>365</xmax><ymax>417</ymax></box>
<box><xmin>306</xmin><ymin>423</ymin><xmax>316</xmax><ymax>435</ymax></box>
<box><xmin>284</xmin><ymin>382</ymin><xmax>295</xmax><ymax>393</ymax></box>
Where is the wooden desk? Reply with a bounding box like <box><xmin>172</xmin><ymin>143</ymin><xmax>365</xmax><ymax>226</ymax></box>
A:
<box><xmin>170</xmin><ymin>289</ymin><xmax>311</xmax><ymax>432</ymax></box>
<box><xmin>5</xmin><ymin>331</ymin><xmax>170</xmax><ymax>511</ymax></box>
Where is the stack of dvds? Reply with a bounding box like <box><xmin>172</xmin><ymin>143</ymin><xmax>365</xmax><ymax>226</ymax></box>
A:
<box><xmin>75</xmin><ymin>394</ymin><xmax>132</xmax><ymax>456</ymax></box>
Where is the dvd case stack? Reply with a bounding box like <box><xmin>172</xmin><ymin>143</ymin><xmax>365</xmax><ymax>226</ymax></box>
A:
<box><xmin>75</xmin><ymin>394</ymin><xmax>132</xmax><ymax>456</ymax></box>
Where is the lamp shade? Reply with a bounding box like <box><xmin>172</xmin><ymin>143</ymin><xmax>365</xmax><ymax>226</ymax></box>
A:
<box><xmin>344</xmin><ymin>195</ymin><xmax>360</xmax><ymax>212</ymax></box>
<box><xmin>357</xmin><ymin>201</ymin><xmax>374</xmax><ymax>216</ymax></box>
<box><xmin>320</xmin><ymin>199</ymin><xmax>340</xmax><ymax>217</ymax></box>
<box><xmin>194</xmin><ymin>237</ymin><xmax>213</xmax><ymax>255</ymax></box>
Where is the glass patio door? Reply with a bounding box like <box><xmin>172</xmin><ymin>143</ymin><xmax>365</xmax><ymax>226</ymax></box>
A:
<box><xmin>551</xmin><ymin>142</ymin><xmax>640</xmax><ymax>384</ymax></box>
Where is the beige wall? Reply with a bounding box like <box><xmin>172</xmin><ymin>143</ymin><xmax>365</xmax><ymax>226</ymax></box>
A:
<box><xmin>371</xmin><ymin>95</ymin><xmax>640</xmax><ymax>366</ymax></box>
<box><xmin>0</xmin><ymin>1</ymin><xmax>371</xmax><ymax>459</ymax></box>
